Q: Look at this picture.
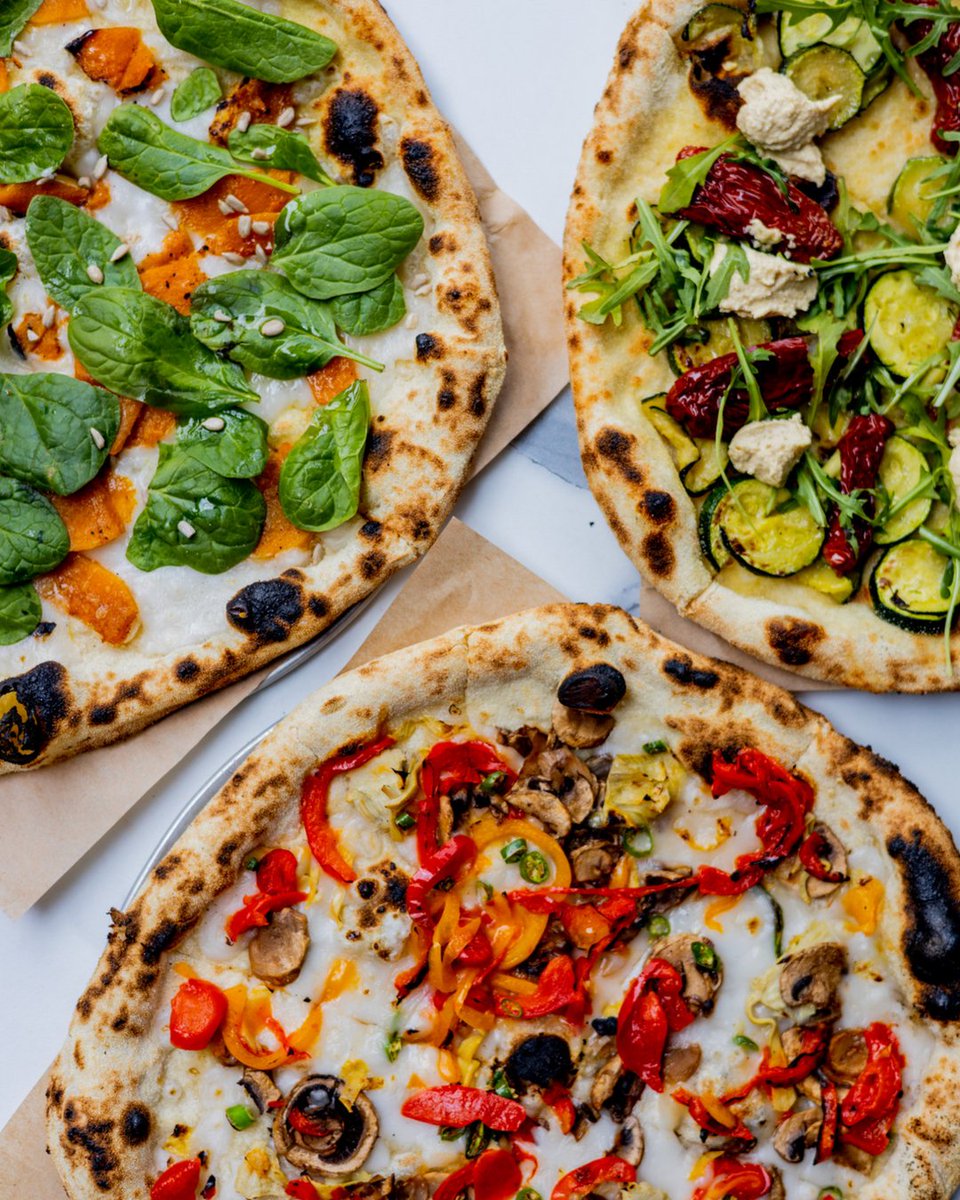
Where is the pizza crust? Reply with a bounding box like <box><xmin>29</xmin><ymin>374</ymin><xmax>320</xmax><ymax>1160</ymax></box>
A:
<box><xmin>46</xmin><ymin>603</ymin><xmax>960</xmax><ymax>1199</ymax></box>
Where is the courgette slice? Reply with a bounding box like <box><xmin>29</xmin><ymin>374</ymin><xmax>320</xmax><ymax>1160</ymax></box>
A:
<box><xmin>720</xmin><ymin>479</ymin><xmax>824</xmax><ymax>576</ymax></box>
<box><xmin>699</xmin><ymin>482</ymin><xmax>731</xmax><ymax>570</ymax></box>
<box><xmin>783</xmin><ymin>45</ymin><xmax>865</xmax><ymax>130</ymax></box>
<box><xmin>870</xmin><ymin>538</ymin><xmax>953</xmax><ymax>633</ymax></box>
<box><xmin>682</xmin><ymin>4</ymin><xmax>759</xmax><ymax>72</ymax></box>
<box><xmin>682</xmin><ymin>438</ymin><xmax>729</xmax><ymax>495</ymax></box>
<box><xmin>778</xmin><ymin>3</ymin><xmax>882</xmax><ymax>72</ymax></box>
<box><xmin>794</xmin><ymin>559</ymin><xmax>859</xmax><ymax>603</ymax></box>
<box><xmin>887</xmin><ymin>156</ymin><xmax>946</xmax><ymax>233</ymax></box>
<box><xmin>641</xmin><ymin>396</ymin><xmax>700</xmax><ymax>471</ymax></box>
<box><xmin>860</xmin><ymin>62</ymin><xmax>891</xmax><ymax>111</ymax></box>
<box><xmin>668</xmin><ymin>317</ymin><xmax>773</xmax><ymax>374</ymax></box>
<box><xmin>875</xmin><ymin>435</ymin><xmax>933</xmax><ymax>545</ymax></box>
<box><xmin>863</xmin><ymin>270</ymin><xmax>957</xmax><ymax>379</ymax></box>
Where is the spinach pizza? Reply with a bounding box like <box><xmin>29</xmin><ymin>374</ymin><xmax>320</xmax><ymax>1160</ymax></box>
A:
<box><xmin>565</xmin><ymin>0</ymin><xmax>960</xmax><ymax>689</ymax></box>
<box><xmin>0</xmin><ymin>0</ymin><xmax>504</xmax><ymax>771</ymax></box>
<box><xmin>46</xmin><ymin>605</ymin><xmax>960</xmax><ymax>1200</ymax></box>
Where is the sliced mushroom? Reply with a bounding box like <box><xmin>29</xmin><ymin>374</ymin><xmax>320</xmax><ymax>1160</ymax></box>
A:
<box><xmin>834</xmin><ymin>1141</ymin><xmax>880</xmax><ymax>1176</ymax></box>
<box><xmin>240</xmin><ymin>1068</ymin><xmax>282</xmax><ymax>1114</ymax></box>
<box><xmin>551</xmin><ymin>700</ymin><xmax>615</xmax><ymax>749</ymax></box>
<box><xmin>825</xmin><ymin>1028</ymin><xmax>868</xmax><ymax>1086</ymax></box>
<box><xmin>505</xmin><ymin>1034</ymin><xmax>573</xmax><ymax>1091</ymax></box>
<box><xmin>663</xmin><ymin>1043</ymin><xmax>702</xmax><ymax>1087</ymax></box>
<box><xmin>651</xmin><ymin>933</ymin><xmax>722</xmax><ymax>1016</ymax></box>
<box><xmin>589</xmin><ymin>1054</ymin><xmax>623</xmax><ymax>1113</ymax></box>
<box><xmin>805</xmin><ymin>822</ymin><xmax>849</xmax><ymax>900</ymax></box>
<box><xmin>779</xmin><ymin>942</ymin><xmax>847</xmax><ymax>1018</ymax></box>
<box><xmin>613</xmin><ymin>1114</ymin><xmax>645</xmax><ymax>1166</ymax></box>
<box><xmin>768</xmin><ymin>1166</ymin><xmax>786</xmax><ymax>1200</ymax></box>
<box><xmin>504</xmin><ymin>786</ymin><xmax>572</xmax><ymax>838</ymax></box>
<box><xmin>248</xmin><ymin>907</ymin><xmax>310</xmax><ymax>987</ymax></box>
<box><xmin>570</xmin><ymin>837</ymin><xmax>622</xmax><ymax>884</ymax></box>
<box><xmin>274</xmin><ymin>1075</ymin><xmax>378</xmax><ymax>1178</ymax></box>
<box><xmin>537</xmin><ymin>747</ymin><xmax>599</xmax><ymax>823</ymax></box>
<box><xmin>773</xmin><ymin>1108</ymin><xmax>821</xmax><ymax>1164</ymax></box>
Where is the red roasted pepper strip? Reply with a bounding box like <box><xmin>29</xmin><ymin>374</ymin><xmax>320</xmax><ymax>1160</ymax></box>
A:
<box><xmin>817</xmin><ymin>1078</ymin><xmax>840</xmax><ymax>1163</ymax></box>
<box><xmin>691</xmin><ymin>1156</ymin><xmax>772</xmax><ymax>1200</ymax></box>
<box><xmin>551</xmin><ymin>1156</ymin><xmax>636</xmax><ymax>1200</ymax></box>
<box><xmin>507</xmin><ymin>877</ymin><xmax>696</xmax><ymax>911</ymax></box>
<box><xmin>401</xmin><ymin>1084</ymin><xmax>527</xmax><ymax>1132</ymax></box>
<box><xmin>301</xmin><ymin>735</ymin><xmax>395</xmax><ymax>883</ymax></box>
<box><xmin>169</xmin><ymin>978</ymin><xmax>227</xmax><ymax>1051</ymax></box>
<box><xmin>542</xmin><ymin>1082</ymin><xmax>577</xmax><ymax>1134</ymax></box>
<box><xmin>799</xmin><ymin>831</ymin><xmax>847</xmax><ymax>884</ymax></box>
<box><xmin>495</xmin><ymin>953</ymin><xmax>579</xmax><ymax>1019</ymax></box>
<box><xmin>672</xmin><ymin>1088</ymin><xmax>756</xmax><ymax>1146</ymax></box>
<box><xmin>760</xmin><ymin>1026</ymin><xmax>829</xmax><ymax>1086</ymax></box>
<box><xmin>406</xmin><ymin>834</ymin><xmax>478</xmax><ymax>932</ymax></box>
<box><xmin>840</xmin><ymin>1022</ymin><xmax>904</xmax><ymax>1154</ymax></box>
<box><xmin>150</xmin><ymin>1159</ymin><xmax>203</xmax><ymax>1200</ymax></box>
<box><xmin>433</xmin><ymin>1161</ymin><xmax>477</xmax><ymax>1200</ymax></box>
<box><xmin>225</xmin><ymin>848</ymin><xmax>308</xmax><ymax>941</ymax></box>
<box><xmin>617</xmin><ymin>957</ymin><xmax>694</xmax><ymax>1092</ymax></box>
<box><xmin>473</xmin><ymin>1148</ymin><xmax>523</xmax><ymax>1200</ymax></box>
<box><xmin>417</xmin><ymin>740</ymin><xmax>516</xmax><ymax>863</ymax></box>
<box><xmin>823</xmin><ymin>413</ymin><xmax>895</xmax><ymax>576</ymax></box>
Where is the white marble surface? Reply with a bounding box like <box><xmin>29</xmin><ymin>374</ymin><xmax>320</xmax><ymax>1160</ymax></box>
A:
<box><xmin>2</xmin><ymin>0</ymin><xmax>959</xmax><ymax>1147</ymax></box>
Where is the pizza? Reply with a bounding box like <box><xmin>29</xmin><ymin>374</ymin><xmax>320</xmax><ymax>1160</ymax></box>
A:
<box><xmin>46</xmin><ymin>604</ymin><xmax>960</xmax><ymax>1200</ymax></box>
<box><xmin>564</xmin><ymin>0</ymin><xmax>960</xmax><ymax>690</ymax></box>
<box><xmin>0</xmin><ymin>0</ymin><xmax>504</xmax><ymax>772</ymax></box>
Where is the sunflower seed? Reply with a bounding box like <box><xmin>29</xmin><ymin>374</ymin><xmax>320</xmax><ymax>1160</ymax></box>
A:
<box><xmin>217</xmin><ymin>198</ymin><xmax>233</xmax><ymax>217</ymax></box>
<box><xmin>212</xmin><ymin>309</ymin><xmax>232</xmax><ymax>323</ymax></box>
<box><xmin>150</xmin><ymin>86</ymin><xmax>166</xmax><ymax>106</ymax></box>
<box><xmin>109</xmin><ymin>243</ymin><xmax>130</xmax><ymax>263</ymax></box>
<box><xmin>237</xmin><ymin>214</ymin><xmax>252</xmax><ymax>238</ymax></box>
<box><xmin>89</xmin><ymin>427</ymin><xmax>105</xmax><ymax>450</ymax></box>
<box><xmin>236</xmin><ymin>110</ymin><xmax>252</xmax><ymax>134</ymax></box>
<box><xmin>86</xmin><ymin>263</ymin><xmax>104</xmax><ymax>284</ymax></box>
<box><xmin>225</xmin><ymin>193</ymin><xmax>248</xmax><ymax>214</ymax></box>
<box><xmin>42</xmin><ymin>305</ymin><xmax>56</xmax><ymax>328</ymax></box>
<box><xmin>202</xmin><ymin>416</ymin><xmax>226</xmax><ymax>432</ymax></box>
<box><xmin>251</xmin><ymin>220</ymin><xmax>271</xmax><ymax>235</ymax></box>
<box><xmin>93</xmin><ymin>155</ymin><xmax>108</xmax><ymax>180</ymax></box>
<box><xmin>222</xmin><ymin>251</ymin><xmax>245</xmax><ymax>265</ymax></box>
<box><xmin>260</xmin><ymin>318</ymin><xmax>285</xmax><ymax>337</ymax></box>
<box><xmin>277</xmin><ymin>106</ymin><xmax>296</xmax><ymax>128</ymax></box>
<box><xmin>177</xmin><ymin>519</ymin><xmax>196</xmax><ymax>539</ymax></box>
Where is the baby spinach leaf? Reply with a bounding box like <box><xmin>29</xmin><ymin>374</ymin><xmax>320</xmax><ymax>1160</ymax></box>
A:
<box><xmin>0</xmin><ymin>475</ymin><xmax>69</xmax><ymax>584</ymax></box>
<box><xmin>126</xmin><ymin>443</ymin><xmax>265</xmax><ymax>574</ymax></box>
<box><xmin>0</xmin><ymin>84</ymin><xmax>75</xmax><ymax>184</ymax></box>
<box><xmin>170</xmin><ymin>66</ymin><xmax>221</xmax><ymax>122</ymax></box>
<box><xmin>0</xmin><ymin>373</ymin><xmax>120</xmax><ymax>495</ymax></box>
<box><xmin>0</xmin><ymin>0</ymin><xmax>43</xmax><ymax>57</ymax></box>
<box><xmin>331</xmin><ymin>274</ymin><xmax>406</xmax><ymax>336</ymax></box>
<box><xmin>98</xmin><ymin>105</ymin><xmax>299</xmax><ymax>202</ymax></box>
<box><xmin>190</xmin><ymin>270</ymin><xmax>382</xmax><ymax>378</ymax></box>
<box><xmin>228</xmin><ymin>124</ymin><xmax>332</xmax><ymax>185</ymax></box>
<box><xmin>278</xmin><ymin>379</ymin><xmax>369</xmax><ymax>532</ymax></box>
<box><xmin>69</xmin><ymin>287</ymin><xmax>260</xmax><ymax>416</ymax></box>
<box><xmin>176</xmin><ymin>408</ymin><xmax>268</xmax><ymax>479</ymax></box>
<box><xmin>152</xmin><ymin>0</ymin><xmax>337</xmax><ymax>84</ymax></box>
<box><xmin>25</xmin><ymin>196</ymin><xmax>141</xmax><ymax>312</ymax></box>
<box><xmin>272</xmin><ymin>186</ymin><xmax>423</xmax><ymax>300</ymax></box>
<box><xmin>0</xmin><ymin>580</ymin><xmax>41</xmax><ymax>645</ymax></box>
<box><xmin>0</xmin><ymin>247</ymin><xmax>17</xmax><ymax>330</ymax></box>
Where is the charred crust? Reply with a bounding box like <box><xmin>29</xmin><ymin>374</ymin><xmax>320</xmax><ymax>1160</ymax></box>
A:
<box><xmin>663</xmin><ymin>656</ymin><xmax>719</xmax><ymax>690</ymax></box>
<box><xmin>0</xmin><ymin>660</ymin><xmax>69</xmax><ymax>765</ymax></box>
<box><xmin>642</xmin><ymin>530</ymin><xmax>674</xmax><ymax>577</ymax></box>
<box><xmin>89</xmin><ymin>705</ymin><xmax>116</xmax><ymax>726</ymax></box>
<box><xmin>400</xmin><ymin>136</ymin><xmax>440</xmax><ymax>201</ymax></box>
<box><xmin>469</xmin><ymin>373</ymin><xmax>487</xmax><ymax>417</ymax></box>
<box><xmin>643</xmin><ymin>490</ymin><xmax>674</xmax><ymax>524</ymax></box>
<box><xmin>361</xmin><ymin>551</ymin><xmax>386</xmax><ymax>580</ymax></box>
<box><xmin>226</xmin><ymin>579</ymin><xmax>304</xmax><ymax>643</ymax></box>
<box><xmin>308</xmin><ymin>596</ymin><xmax>330</xmax><ymax>619</ymax></box>
<box><xmin>766</xmin><ymin>618</ymin><xmax>825</xmax><ymax>667</ymax></box>
<box><xmin>65</xmin><ymin>30</ymin><xmax>94</xmax><ymax>56</ymax></box>
<box><xmin>360</xmin><ymin>520</ymin><xmax>383</xmax><ymax>540</ymax></box>
<box><xmin>37</xmin><ymin>72</ymin><xmax>60</xmax><ymax>91</ymax></box>
<box><xmin>217</xmin><ymin>838</ymin><xmax>241</xmax><ymax>868</ymax></box>
<box><xmin>366</xmin><ymin>429</ymin><xmax>393</xmax><ymax>467</ymax></box>
<box><xmin>121</xmin><ymin>1105</ymin><xmax>151</xmax><ymax>1145</ymax></box>
<box><xmin>176</xmin><ymin>658</ymin><xmax>200</xmax><ymax>682</ymax></box>
<box><xmin>437</xmin><ymin>385</ymin><xmax>455</xmax><ymax>411</ymax></box>
<box><xmin>141</xmin><ymin>919</ymin><xmax>187</xmax><ymax>966</ymax></box>
<box><xmin>64</xmin><ymin>1116</ymin><xmax>118</xmax><ymax>1189</ymax></box>
<box><xmin>595</xmin><ymin>428</ymin><xmax>643</xmax><ymax>484</ymax></box>
<box><xmin>415</xmin><ymin>332</ymin><xmax>443</xmax><ymax>361</ymax></box>
<box><xmin>323</xmin><ymin>88</ymin><xmax>384</xmax><ymax>186</ymax></box>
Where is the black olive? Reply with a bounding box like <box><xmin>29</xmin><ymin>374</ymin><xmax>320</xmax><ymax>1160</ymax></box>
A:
<box><xmin>557</xmin><ymin>664</ymin><xmax>626</xmax><ymax>714</ymax></box>
<box><xmin>505</xmin><ymin>1034</ymin><xmax>573</xmax><ymax>1090</ymax></box>
<box><xmin>591</xmin><ymin>1016</ymin><xmax>618</xmax><ymax>1037</ymax></box>
<box><xmin>796</xmin><ymin>170</ymin><xmax>839</xmax><ymax>213</ymax></box>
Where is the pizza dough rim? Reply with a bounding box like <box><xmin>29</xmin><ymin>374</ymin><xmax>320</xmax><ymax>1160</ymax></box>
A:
<box><xmin>564</xmin><ymin>0</ymin><xmax>960</xmax><ymax>693</ymax></box>
<box><xmin>45</xmin><ymin>602</ymin><xmax>960</xmax><ymax>1199</ymax></box>
<box><xmin>0</xmin><ymin>0</ymin><xmax>508</xmax><ymax>774</ymax></box>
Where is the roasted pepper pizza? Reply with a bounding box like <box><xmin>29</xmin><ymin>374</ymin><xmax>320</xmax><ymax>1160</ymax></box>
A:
<box><xmin>46</xmin><ymin>605</ymin><xmax>960</xmax><ymax>1200</ymax></box>
<box><xmin>0</xmin><ymin>0</ymin><xmax>504</xmax><ymax>771</ymax></box>
<box><xmin>565</xmin><ymin>0</ymin><xmax>960</xmax><ymax>690</ymax></box>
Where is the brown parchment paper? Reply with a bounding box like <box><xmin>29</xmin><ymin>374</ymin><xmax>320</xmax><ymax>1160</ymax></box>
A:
<box><xmin>0</xmin><ymin>143</ymin><xmax>567</xmax><ymax>920</ymax></box>
<box><xmin>0</xmin><ymin>518</ymin><xmax>566</xmax><ymax>1199</ymax></box>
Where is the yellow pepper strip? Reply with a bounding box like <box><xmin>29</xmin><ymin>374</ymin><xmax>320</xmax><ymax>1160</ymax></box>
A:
<box><xmin>460</xmin><ymin>1005</ymin><xmax>495</xmax><ymax>1033</ymax></box>
<box><xmin>689</xmin><ymin>1151</ymin><xmax>723</xmax><ymax>1182</ymax></box>
<box><xmin>610</xmin><ymin>853</ymin><xmax>634</xmax><ymax>889</ymax></box>
<box><xmin>428</xmin><ymin>943</ymin><xmax>459</xmax><ymax>993</ymax></box>
<box><xmin>490</xmin><ymin>972</ymin><xmax>538</xmax><ymax>995</ymax></box>
<box><xmin>443</xmin><ymin>915</ymin><xmax>482</xmax><ymax>966</ymax></box>
<box><xmin>843</xmin><ymin>875</ymin><xmax>884</xmax><ymax>935</ymax></box>
<box><xmin>704</xmin><ymin>893</ymin><xmax>742</xmax><ymax>933</ymax></box>
<box><xmin>172</xmin><ymin>961</ymin><xmax>197</xmax><ymax>980</ymax></box>
<box><xmin>222</xmin><ymin>986</ymin><xmax>304</xmax><ymax>1070</ymax></box>
<box><xmin>321</xmin><ymin>957</ymin><xmax>358</xmax><ymax>1001</ymax></box>
<box><xmin>438</xmin><ymin>1048</ymin><xmax>459</xmax><ymax>1083</ymax></box>
<box><xmin>700</xmin><ymin>1093</ymin><xmax>737</xmax><ymax>1129</ymax></box>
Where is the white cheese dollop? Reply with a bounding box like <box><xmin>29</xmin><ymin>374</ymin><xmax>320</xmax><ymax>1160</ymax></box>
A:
<box><xmin>710</xmin><ymin>243</ymin><xmax>817</xmax><ymax>319</ymax></box>
<box><xmin>945</xmin><ymin>223</ymin><xmax>960</xmax><ymax>290</ymax></box>
<box><xmin>728</xmin><ymin>413</ymin><xmax>813</xmax><ymax>487</ymax></box>
<box><xmin>736</xmin><ymin>67</ymin><xmax>836</xmax><ymax>184</ymax></box>
<box><xmin>745</xmin><ymin>216</ymin><xmax>784</xmax><ymax>248</ymax></box>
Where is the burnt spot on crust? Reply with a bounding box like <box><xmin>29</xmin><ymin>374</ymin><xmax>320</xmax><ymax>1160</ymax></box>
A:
<box><xmin>141</xmin><ymin>919</ymin><xmax>188</xmax><ymax>966</ymax></box>
<box><xmin>366</xmin><ymin>429</ymin><xmax>394</xmax><ymax>468</ymax></box>
<box><xmin>888</xmin><ymin>828</ymin><xmax>960</xmax><ymax>1020</ymax></box>
<box><xmin>308</xmin><ymin>595</ymin><xmax>330</xmax><ymax>619</ymax></box>
<box><xmin>595</xmin><ymin>428</ymin><xmax>643</xmax><ymax>485</ymax></box>
<box><xmin>469</xmin><ymin>373</ymin><xmax>487</xmax><ymax>418</ymax></box>
<box><xmin>664</xmin><ymin>656</ymin><xmax>719</xmax><ymax>690</ymax></box>
<box><xmin>416</xmin><ymin>332</ymin><xmax>444</xmax><ymax>361</ymax></box>
<box><xmin>64</xmin><ymin>1115</ymin><xmax>118</xmax><ymax>1190</ymax></box>
<box><xmin>89</xmin><ymin>704</ymin><xmax>116</xmax><ymax>726</ymax></box>
<box><xmin>360</xmin><ymin>519</ymin><xmax>383</xmax><ymax>541</ymax></box>
<box><xmin>176</xmin><ymin>658</ymin><xmax>200</xmax><ymax>682</ymax></box>
<box><xmin>0</xmin><ymin>661</ymin><xmax>69</xmax><ymax>765</ymax></box>
<box><xmin>686</xmin><ymin>35</ymin><xmax>745</xmax><ymax>129</ymax></box>
<box><xmin>429</xmin><ymin>232</ymin><xmax>456</xmax><ymax>255</ymax></box>
<box><xmin>323</xmin><ymin>87</ymin><xmax>384</xmax><ymax>186</ymax></box>
<box><xmin>401</xmin><ymin>136</ymin><xmax>440</xmax><ymax>201</ymax></box>
<box><xmin>643</xmin><ymin>490</ymin><xmax>675</xmax><ymax>524</ymax></box>
<box><xmin>438</xmin><ymin>280</ymin><xmax>493</xmax><ymax>336</ymax></box>
<box><xmin>361</xmin><ymin>551</ymin><xmax>386</xmax><ymax>580</ymax></box>
<box><xmin>226</xmin><ymin>578</ymin><xmax>304</xmax><ymax>643</ymax></box>
<box><xmin>121</xmin><ymin>1105</ymin><xmax>151</xmax><ymax>1145</ymax></box>
<box><xmin>766</xmin><ymin>618</ymin><xmax>825</xmax><ymax>667</ymax></box>
<box><xmin>642</xmin><ymin>531</ymin><xmax>674</xmax><ymax>577</ymax></box>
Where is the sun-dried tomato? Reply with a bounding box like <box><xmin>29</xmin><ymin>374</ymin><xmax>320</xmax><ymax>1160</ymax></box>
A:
<box><xmin>823</xmin><ymin>413</ymin><xmax>894</xmax><ymax>576</ymax></box>
<box><xmin>903</xmin><ymin>1</ymin><xmax>960</xmax><ymax>154</ymax></box>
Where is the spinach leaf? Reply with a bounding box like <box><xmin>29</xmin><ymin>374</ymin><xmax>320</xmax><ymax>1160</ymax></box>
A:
<box><xmin>0</xmin><ymin>581</ymin><xmax>40</xmax><ymax>645</ymax></box>
<box><xmin>152</xmin><ymin>0</ymin><xmax>336</xmax><ymax>84</ymax></box>
<box><xmin>69</xmin><ymin>287</ymin><xmax>260</xmax><ymax>416</ymax></box>
<box><xmin>0</xmin><ymin>247</ymin><xmax>17</xmax><ymax>330</ymax></box>
<box><xmin>0</xmin><ymin>475</ymin><xmax>68</xmax><ymax>584</ymax></box>
<box><xmin>25</xmin><ymin>195</ymin><xmax>141</xmax><ymax>312</ymax></box>
<box><xmin>272</xmin><ymin>186</ymin><xmax>423</xmax><ymax>300</ymax></box>
<box><xmin>278</xmin><ymin>379</ymin><xmax>369</xmax><ymax>532</ymax></box>
<box><xmin>170</xmin><ymin>66</ymin><xmax>222</xmax><ymax>122</ymax></box>
<box><xmin>0</xmin><ymin>84</ymin><xmax>75</xmax><ymax>184</ymax></box>
<box><xmin>331</xmin><ymin>274</ymin><xmax>406</xmax><ymax>336</ymax></box>
<box><xmin>0</xmin><ymin>373</ymin><xmax>120</xmax><ymax>495</ymax></box>
<box><xmin>228</xmin><ymin>124</ymin><xmax>332</xmax><ymax>184</ymax></box>
<box><xmin>0</xmin><ymin>0</ymin><xmax>42</xmax><ymax>57</ymax></box>
<box><xmin>126</xmin><ymin>443</ymin><xmax>265</xmax><ymax>574</ymax></box>
<box><xmin>98</xmin><ymin>105</ymin><xmax>299</xmax><ymax>202</ymax></box>
<box><xmin>176</xmin><ymin>408</ymin><xmax>268</xmax><ymax>478</ymax></box>
<box><xmin>191</xmin><ymin>270</ymin><xmax>381</xmax><ymax>378</ymax></box>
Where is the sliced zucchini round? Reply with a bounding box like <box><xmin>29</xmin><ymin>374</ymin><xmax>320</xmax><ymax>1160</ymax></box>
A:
<box><xmin>641</xmin><ymin>396</ymin><xmax>700</xmax><ymax>472</ymax></box>
<box><xmin>719</xmin><ymin>479</ymin><xmax>824</xmax><ymax>577</ymax></box>
<box><xmin>875</xmin><ymin>435</ymin><xmax>933</xmax><ymax>545</ymax></box>
<box><xmin>783</xmin><ymin>46</ymin><xmax>865</xmax><ymax>130</ymax></box>
<box><xmin>778</xmin><ymin>4</ymin><xmax>882</xmax><ymax>72</ymax></box>
<box><xmin>668</xmin><ymin>317</ymin><xmax>773</xmax><ymax>375</ymax></box>
<box><xmin>887</xmin><ymin>156</ymin><xmax>946</xmax><ymax>233</ymax></box>
<box><xmin>860</xmin><ymin>62</ymin><xmax>891</xmax><ymax>112</ymax></box>
<box><xmin>682</xmin><ymin>4</ymin><xmax>759</xmax><ymax>72</ymax></box>
<box><xmin>863</xmin><ymin>271</ymin><xmax>957</xmax><ymax>379</ymax></box>
<box><xmin>794</xmin><ymin>559</ymin><xmax>860</xmax><ymax>603</ymax></box>
<box><xmin>699</xmin><ymin>482</ymin><xmax>731</xmax><ymax>570</ymax></box>
<box><xmin>682</xmin><ymin>438</ymin><xmax>729</xmax><ymax>495</ymax></box>
<box><xmin>870</xmin><ymin>538</ymin><xmax>952</xmax><ymax>633</ymax></box>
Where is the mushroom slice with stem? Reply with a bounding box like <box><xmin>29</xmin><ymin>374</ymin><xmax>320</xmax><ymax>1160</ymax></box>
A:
<box><xmin>824</xmin><ymin>1027</ymin><xmax>868</xmax><ymax>1085</ymax></box>
<box><xmin>779</xmin><ymin>942</ymin><xmax>847</xmax><ymax>1019</ymax></box>
<box><xmin>804</xmin><ymin>822</ymin><xmax>849</xmax><ymax>899</ymax></box>
<box><xmin>248</xmin><ymin>907</ymin><xmax>310</xmax><ymax>988</ymax></box>
<box><xmin>773</xmin><ymin>1107</ymin><xmax>821</xmax><ymax>1164</ymax></box>
<box><xmin>613</xmin><ymin>1114</ymin><xmax>645</xmax><ymax>1166</ymax></box>
<box><xmin>651</xmin><ymin>933</ymin><xmax>723</xmax><ymax>1016</ymax></box>
<box><xmin>273</xmin><ymin>1075</ymin><xmax>378</xmax><ymax>1178</ymax></box>
<box><xmin>537</xmin><ymin>747</ymin><xmax>600</xmax><ymax>824</ymax></box>
<box><xmin>569</xmin><ymin>833</ymin><xmax>622</xmax><ymax>884</ymax></box>
<box><xmin>503</xmin><ymin>785</ymin><xmax>572</xmax><ymax>838</ymax></box>
<box><xmin>240</xmin><ymin>1068</ymin><xmax>282</xmax><ymax>1114</ymax></box>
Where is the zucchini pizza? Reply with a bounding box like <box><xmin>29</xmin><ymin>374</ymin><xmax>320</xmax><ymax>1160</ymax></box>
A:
<box><xmin>565</xmin><ymin>0</ymin><xmax>960</xmax><ymax>689</ymax></box>
<box><xmin>47</xmin><ymin>605</ymin><xmax>960</xmax><ymax>1199</ymax></box>
<box><xmin>0</xmin><ymin>0</ymin><xmax>504</xmax><ymax>771</ymax></box>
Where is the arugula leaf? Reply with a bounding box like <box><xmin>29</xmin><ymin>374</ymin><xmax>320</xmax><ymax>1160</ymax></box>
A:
<box><xmin>0</xmin><ymin>475</ymin><xmax>68</xmax><ymax>584</ymax></box>
<box><xmin>176</xmin><ymin>408</ymin><xmax>268</xmax><ymax>479</ymax></box>
<box><xmin>228</xmin><ymin>124</ymin><xmax>333</xmax><ymax>185</ymax></box>
<box><xmin>331</xmin><ymin>274</ymin><xmax>406</xmax><ymax>336</ymax></box>
<box><xmin>98</xmin><ymin>105</ymin><xmax>299</xmax><ymax>202</ymax></box>
<box><xmin>69</xmin><ymin>287</ymin><xmax>260</xmax><ymax>416</ymax></box>
<box><xmin>190</xmin><ymin>270</ymin><xmax>382</xmax><ymax>377</ymax></box>
<box><xmin>126</xmin><ymin>443</ymin><xmax>265</xmax><ymax>574</ymax></box>
<box><xmin>797</xmin><ymin>309</ymin><xmax>851</xmax><ymax>414</ymax></box>
<box><xmin>0</xmin><ymin>0</ymin><xmax>42</xmax><ymax>56</ymax></box>
<box><xmin>152</xmin><ymin>0</ymin><xmax>337</xmax><ymax>84</ymax></box>
<box><xmin>0</xmin><ymin>84</ymin><xmax>74</xmax><ymax>184</ymax></box>
<box><xmin>659</xmin><ymin>137</ymin><xmax>736</xmax><ymax>213</ymax></box>
<box><xmin>0</xmin><ymin>247</ymin><xmax>16</xmax><ymax>330</ymax></box>
<box><xmin>25</xmin><ymin>195</ymin><xmax>141</xmax><ymax>312</ymax></box>
<box><xmin>170</xmin><ymin>66</ymin><xmax>222</xmax><ymax>122</ymax></box>
<box><xmin>0</xmin><ymin>373</ymin><xmax>120</xmax><ymax>495</ymax></box>
<box><xmin>272</xmin><ymin>186</ymin><xmax>423</xmax><ymax>300</ymax></box>
<box><xmin>279</xmin><ymin>379</ymin><xmax>369</xmax><ymax>532</ymax></box>
<box><xmin>0</xmin><ymin>580</ymin><xmax>40</xmax><ymax>645</ymax></box>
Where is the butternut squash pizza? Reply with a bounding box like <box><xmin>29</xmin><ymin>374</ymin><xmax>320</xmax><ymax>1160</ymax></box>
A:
<box><xmin>0</xmin><ymin>0</ymin><xmax>504</xmax><ymax>770</ymax></box>
<box><xmin>47</xmin><ymin>605</ymin><xmax>960</xmax><ymax>1200</ymax></box>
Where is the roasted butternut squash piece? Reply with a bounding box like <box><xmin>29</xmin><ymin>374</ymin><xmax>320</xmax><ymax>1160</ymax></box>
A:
<box><xmin>67</xmin><ymin>27</ymin><xmax>163</xmax><ymax>94</ymax></box>
<box><xmin>0</xmin><ymin>61</ymin><xmax>9</xmax><ymax>94</ymax></box>
<box><xmin>208</xmin><ymin>78</ymin><xmax>292</xmax><ymax>145</ymax></box>
<box><xmin>109</xmin><ymin>396</ymin><xmax>143</xmax><ymax>455</ymax></box>
<box><xmin>307</xmin><ymin>357</ymin><xmax>359</xmax><ymax>406</ymax></box>
<box><xmin>126</xmin><ymin>405</ymin><xmax>176</xmax><ymax>448</ymax></box>
<box><xmin>50</xmin><ymin>470</ymin><xmax>136</xmax><ymax>551</ymax></box>
<box><xmin>0</xmin><ymin>177</ymin><xmax>89</xmax><ymax>216</ymax></box>
<box><xmin>252</xmin><ymin>447</ymin><xmax>313</xmax><ymax>560</ymax></box>
<box><xmin>36</xmin><ymin>554</ymin><xmax>140</xmax><ymax>645</ymax></box>
<box><xmin>138</xmin><ymin>229</ymin><xmax>205</xmax><ymax>315</ymax></box>
<box><xmin>174</xmin><ymin>175</ymin><xmax>292</xmax><ymax>258</ymax></box>
<box><xmin>29</xmin><ymin>0</ymin><xmax>89</xmax><ymax>25</ymax></box>
<box><xmin>15</xmin><ymin>312</ymin><xmax>62</xmax><ymax>361</ymax></box>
